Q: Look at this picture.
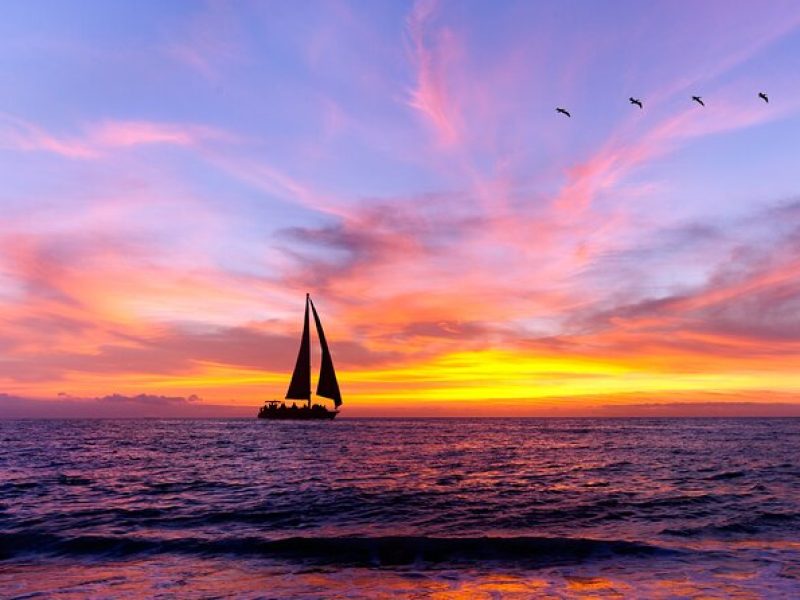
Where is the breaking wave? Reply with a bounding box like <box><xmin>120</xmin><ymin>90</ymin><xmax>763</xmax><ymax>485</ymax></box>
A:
<box><xmin>0</xmin><ymin>532</ymin><xmax>674</xmax><ymax>566</ymax></box>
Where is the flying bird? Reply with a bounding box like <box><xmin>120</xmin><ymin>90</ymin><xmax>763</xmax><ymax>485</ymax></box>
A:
<box><xmin>692</xmin><ymin>95</ymin><xmax>705</xmax><ymax>107</ymax></box>
<box><xmin>629</xmin><ymin>97</ymin><xmax>643</xmax><ymax>109</ymax></box>
<box><xmin>758</xmin><ymin>92</ymin><xmax>769</xmax><ymax>104</ymax></box>
<box><xmin>556</xmin><ymin>107</ymin><xmax>571</xmax><ymax>118</ymax></box>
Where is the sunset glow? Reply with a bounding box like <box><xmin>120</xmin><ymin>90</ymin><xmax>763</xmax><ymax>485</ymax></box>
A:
<box><xmin>2</xmin><ymin>1</ymin><xmax>800</xmax><ymax>416</ymax></box>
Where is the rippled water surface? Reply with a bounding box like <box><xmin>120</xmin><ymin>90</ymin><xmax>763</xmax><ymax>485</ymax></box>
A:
<box><xmin>1</xmin><ymin>418</ymin><xmax>799</xmax><ymax>598</ymax></box>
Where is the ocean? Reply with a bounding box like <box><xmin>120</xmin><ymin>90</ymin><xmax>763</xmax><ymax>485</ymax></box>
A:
<box><xmin>1</xmin><ymin>418</ymin><xmax>799</xmax><ymax>598</ymax></box>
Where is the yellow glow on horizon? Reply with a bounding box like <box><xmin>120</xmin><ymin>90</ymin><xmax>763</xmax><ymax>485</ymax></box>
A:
<box><xmin>5</xmin><ymin>348</ymin><xmax>799</xmax><ymax>412</ymax></box>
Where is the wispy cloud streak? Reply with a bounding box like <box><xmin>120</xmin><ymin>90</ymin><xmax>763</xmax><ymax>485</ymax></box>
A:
<box><xmin>405</xmin><ymin>0</ymin><xmax>463</xmax><ymax>146</ymax></box>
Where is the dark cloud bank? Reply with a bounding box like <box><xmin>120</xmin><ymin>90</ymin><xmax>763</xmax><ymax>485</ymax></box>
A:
<box><xmin>2</xmin><ymin>392</ymin><xmax>800</xmax><ymax>418</ymax></box>
<box><xmin>0</xmin><ymin>393</ymin><xmax>253</xmax><ymax>418</ymax></box>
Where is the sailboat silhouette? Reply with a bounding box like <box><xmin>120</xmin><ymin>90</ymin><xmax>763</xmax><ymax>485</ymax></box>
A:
<box><xmin>258</xmin><ymin>294</ymin><xmax>341</xmax><ymax>420</ymax></box>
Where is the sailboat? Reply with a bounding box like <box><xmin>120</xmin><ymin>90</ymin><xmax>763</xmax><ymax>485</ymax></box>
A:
<box><xmin>257</xmin><ymin>294</ymin><xmax>342</xmax><ymax>420</ymax></box>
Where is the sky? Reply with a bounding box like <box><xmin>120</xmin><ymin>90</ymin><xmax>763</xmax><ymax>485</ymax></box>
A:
<box><xmin>2</xmin><ymin>0</ymin><xmax>800</xmax><ymax>417</ymax></box>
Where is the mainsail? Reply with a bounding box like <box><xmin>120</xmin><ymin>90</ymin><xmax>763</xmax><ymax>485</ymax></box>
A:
<box><xmin>309</xmin><ymin>297</ymin><xmax>342</xmax><ymax>408</ymax></box>
<box><xmin>285</xmin><ymin>295</ymin><xmax>311</xmax><ymax>401</ymax></box>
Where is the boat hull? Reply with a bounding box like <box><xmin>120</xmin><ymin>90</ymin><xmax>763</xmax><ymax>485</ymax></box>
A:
<box><xmin>257</xmin><ymin>404</ymin><xmax>338</xmax><ymax>420</ymax></box>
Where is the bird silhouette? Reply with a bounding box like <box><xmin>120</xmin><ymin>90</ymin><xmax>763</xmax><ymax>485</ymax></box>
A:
<box><xmin>556</xmin><ymin>107</ymin><xmax>571</xmax><ymax>118</ymax></box>
<box><xmin>758</xmin><ymin>92</ymin><xmax>769</xmax><ymax>104</ymax></box>
<box><xmin>692</xmin><ymin>95</ymin><xmax>705</xmax><ymax>107</ymax></box>
<box><xmin>629</xmin><ymin>97</ymin><xmax>643</xmax><ymax>109</ymax></box>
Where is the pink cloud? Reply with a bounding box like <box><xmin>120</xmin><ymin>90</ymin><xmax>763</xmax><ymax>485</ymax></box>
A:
<box><xmin>163</xmin><ymin>0</ymin><xmax>245</xmax><ymax>81</ymax></box>
<box><xmin>0</xmin><ymin>114</ymin><xmax>97</xmax><ymax>159</ymax></box>
<box><xmin>0</xmin><ymin>113</ymin><xmax>233</xmax><ymax>159</ymax></box>
<box><xmin>89</xmin><ymin>121</ymin><xmax>202</xmax><ymax>147</ymax></box>
<box><xmin>199</xmin><ymin>149</ymin><xmax>351</xmax><ymax>218</ymax></box>
<box><xmin>405</xmin><ymin>0</ymin><xmax>463</xmax><ymax>146</ymax></box>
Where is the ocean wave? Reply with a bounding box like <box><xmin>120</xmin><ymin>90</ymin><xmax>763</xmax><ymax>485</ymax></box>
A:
<box><xmin>662</xmin><ymin>511</ymin><xmax>800</xmax><ymax>537</ymax></box>
<box><xmin>57</xmin><ymin>474</ymin><xmax>93</xmax><ymax>486</ymax></box>
<box><xmin>629</xmin><ymin>493</ymin><xmax>722</xmax><ymax>510</ymax></box>
<box><xmin>0</xmin><ymin>533</ymin><xmax>675</xmax><ymax>566</ymax></box>
<box><xmin>706</xmin><ymin>471</ymin><xmax>746</xmax><ymax>481</ymax></box>
<box><xmin>3</xmin><ymin>418</ymin><xmax>800</xmax><ymax>575</ymax></box>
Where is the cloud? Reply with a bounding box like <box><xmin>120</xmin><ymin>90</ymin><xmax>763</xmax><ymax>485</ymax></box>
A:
<box><xmin>405</xmin><ymin>0</ymin><xmax>463</xmax><ymax>146</ymax></box>
<box><xmin>0</xmin><ymin>320</ymin><xmax>398</xmax><ymax>384</ymax></box>
<box><xmin>0</xmin><ymin>113</ymin><xmax>233</xmax><ymax>159</ymax></box>
<box><xmin>89</xmin><ymin>121</ymin><xmax>226</xmax><ymax>148</ymax></box>
<box><xmin>0</xmin><ymin>392</ymin><xmax>251</xmax><ymax>418</ymax></box>
<box><xmin>5</xmin><ymin>390</ymin><xmax>799</xmax><ymax>419</ymax></box>
<box><xmin>163</xmin><ymin>0</ymin><xmax>246</xmax><ymax>81</ymax></box>
<box><xmin>201</xmin><ymin>151</ymin><xmax>348</xmax><ymax>216</ymax></box>
<box><xmin>554</xmin><ymin>198</ymin><xmax>800</xmax><ymax>364</ymax></box>
<box><xmin>0</xmin><ymin>114</ymin><xmax>96</xmax><ymax>158</ymax></box>
<box><xmin>86</xmin><ymin>392</ymin><xmax>200</xmax><ymax>405</ymax></box>
<box><xmin>589</xmin><ymin>400</ymin><xmax>800</xmax><ymax>418</ymax></box>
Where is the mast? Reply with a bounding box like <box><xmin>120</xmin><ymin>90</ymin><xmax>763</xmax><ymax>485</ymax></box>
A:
<box><xmin>285</xmin><ymin>293</ymin><xmax>312</xmax><ymax>405</ymax></box>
